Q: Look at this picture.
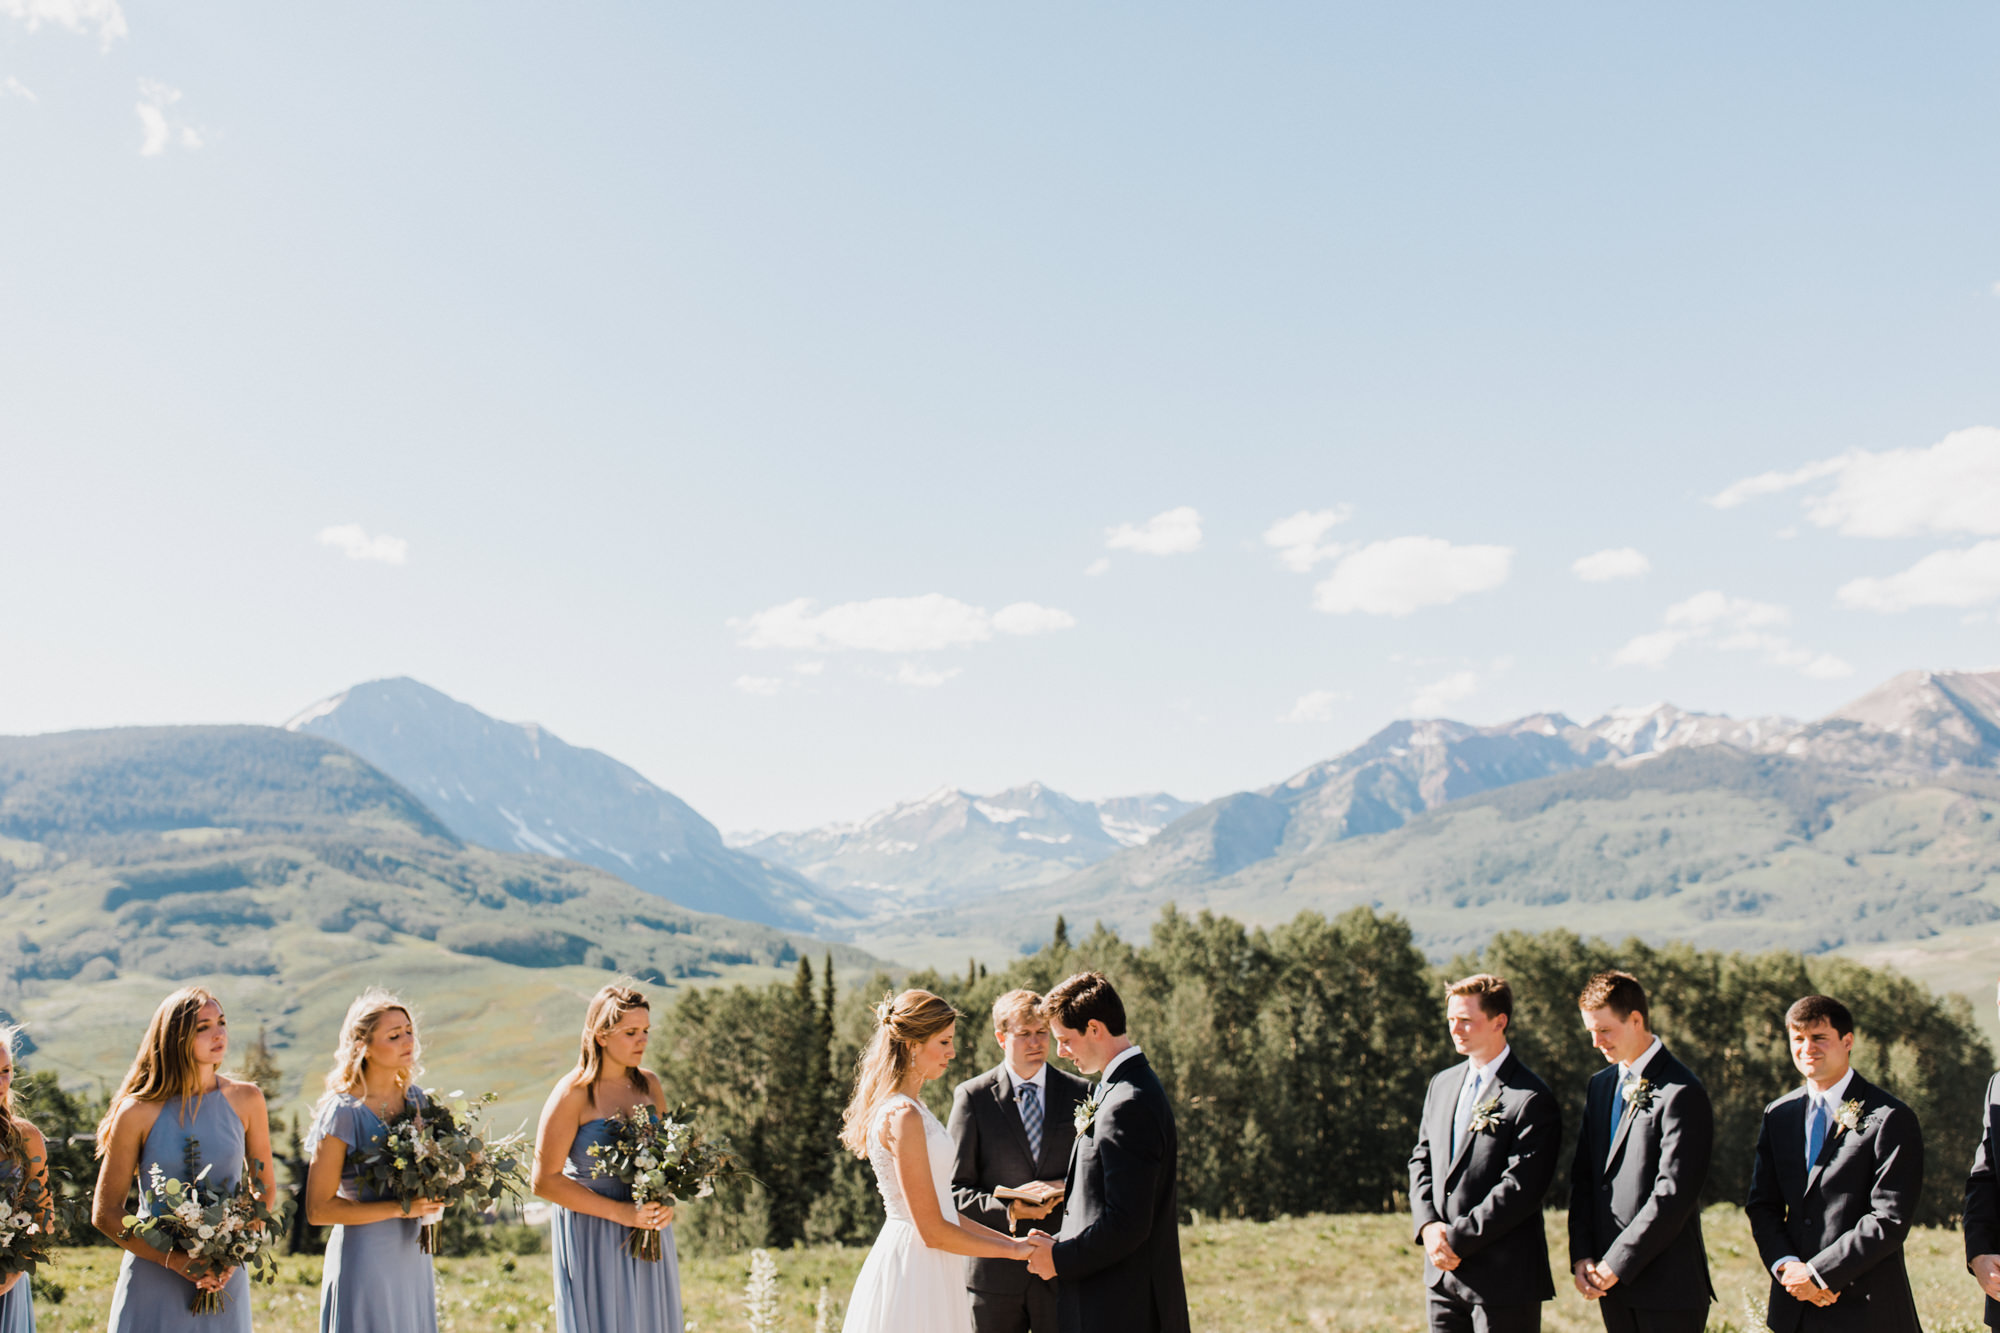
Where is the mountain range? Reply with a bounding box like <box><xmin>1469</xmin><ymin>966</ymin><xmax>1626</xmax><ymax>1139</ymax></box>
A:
<box><xmin>732</xmin><ymin>785</ymin><xmax>1197</xmax><ymax>912</ymax></box>
<box><xmin>286</xmin><ymin>678</ymin><xmax>849</xmax><ymax>932</ymax></box>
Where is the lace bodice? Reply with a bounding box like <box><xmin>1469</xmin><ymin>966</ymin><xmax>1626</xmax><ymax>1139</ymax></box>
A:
<box><xmin>867</xmin><ymin>1093</ymin><xmax>957</xmax><ymax>1225</ymax></box>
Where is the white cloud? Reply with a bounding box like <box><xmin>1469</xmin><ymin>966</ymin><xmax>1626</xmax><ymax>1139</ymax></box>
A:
<box><xmin>1410</xmin><ymin>670</ymin><xmax>1480</xmax><ymax>715</ymax></box>
<box><xmin>1084</xmin><ymin>557</ymin><xmax>1111</xmax><ymax>577</ymax></box>
<box><xmin>731</xmin><ymin>594</ymin><xmax>1075</xmax><ymax>653</ymax></box>
<box><xmin>734</xmin><ymin>676</ymin><xmax>785</xmax><ymax>697</ymax></box>
<box><xmin>1612</xmin><ymin>590</ymin><xmax>1850</xmax><ymax>678</ymax></box>
<box><xmin>1280</xmin><ymin>689</ymin><xmax>1349</xmax><ymax>724</ymax></box>
<box><xmin>1571</xmin><ymin>547</ymin><xmax>1651</xmax><ymax>583</ymax></box>
<box><xmin>317</xmin><ymin>524</ymin><xmax>407</xmax><ymax>565</ymax></box>
<box><xmin>1707</xmin><ymin>427</ymin><xmax>2000</xmax><ymax>537</ymax></box>
<box><xmin>1263</xmin><ymin>507</ymin><xmax>1353</xmax><ymax>572</ymax></box>
<box><xmin>1</xmin><ymin>0</ymin><xmax>127</xmax><ymax>48</ymax></box>
<box><xmin>2</xmin><ymin>76</ymin><xmax>35</xmax><ymax>102</ymax></box>
<box><xmin>791</xmin><ymin>660</ymin><xmax>826</xmax><ymax>676</ymax></box>
<box><xmin>892</xmin><ymin>662</ymin><xmax>960</xmax><ymax>688</ymax></box>
<box><xmin>1105</xmin><ymin>506</ymin><xmax>1201</xmax><ymax>556</ymax></box>
<box><xmin>136</xmin><ymin>79</ymin><xmax>201</xmax><ymax>156</ymax></box>
<box><xmin>1837</xmin><ymin>540</ymin><xmax>2000</xmax><ymax>613</ymax></box>
<box><xmin>991</xmin><ymin>602</ymin><xmax>1076</xmax><ymax>636</ymax></box>
<box><xmin>1992</xmin><ymin>281</ymin><xmax>2000</xmax><ymax>299</ymax></box>
<box><xmin>1311</xmin><ymin>537</ymin><xmax>1512</xmax><ymax>617</ymax></box>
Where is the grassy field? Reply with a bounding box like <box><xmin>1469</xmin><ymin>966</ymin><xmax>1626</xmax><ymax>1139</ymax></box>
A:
<box><xmin>20</xmin><ymin>1206</ymin><xmax>1989</xmax><ymax>1333</ymax></box>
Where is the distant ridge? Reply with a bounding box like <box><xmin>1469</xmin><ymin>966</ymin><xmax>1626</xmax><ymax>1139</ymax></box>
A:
<box><xmin>286</xmin><ymin>678</ymin><xmax>853</xmax><ymax>932</ymax></box>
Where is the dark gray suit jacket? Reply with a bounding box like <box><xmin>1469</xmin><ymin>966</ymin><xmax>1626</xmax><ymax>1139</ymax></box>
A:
<box><xmin>1408</xmin><ymin>1049</ymin><xmax>1561</xmax><ymax>1308</ymax></box>
<box><xmin>1050</xmin><ymin>1052</ymin><xmax>1190</xmax><ymax>1333</ymax></box>
<box><xmin>1961</xmin><ymin>1071</ymin><xmax>2000</xmax><ymax>1327</ymax></box>
<box><xmin>950</xmin><ymin>1061</ymin><xmax>1091</xmax><ymax>1295</ymax></box>
<box><xmin>1746</xmin><ymin>1072</ymin><xmax>1923</xmax><ymax>1333</ymax></box>
<box><xmin>1565</xmin><ymin>1044</ymin><xmax>1714</xmax><ymax>1311</ymax></box>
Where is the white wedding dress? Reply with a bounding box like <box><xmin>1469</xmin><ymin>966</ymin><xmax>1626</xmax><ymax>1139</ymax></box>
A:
<box><xmin>841</xmin><ymin>1093</ymin><xmax>976</xmax><ymax>1333</ymax></box>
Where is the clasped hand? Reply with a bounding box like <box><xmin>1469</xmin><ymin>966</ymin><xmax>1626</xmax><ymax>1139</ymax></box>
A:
<box><xmin>1571</xmin><ymin>1259</ymin><xmax>1619</xmax><ymax>1299</ymax></box>
<box><xmin>1023</xmin><ymin>1230</ymin><xmax>1056</xmax><ymax>1279</ymax></box>
<box><xmin>1973</xmin><ymin>1253</ymin><xmax>2000</xmax><ymax>1300</ymax></box>
<box><xmin>1778</xmin><ymin>1260</ymin><xmax>1839</xmax><ymax>1307</ymax></box>
<box><xmin>1008</xmin><ymin>1198</ymin><xmax>1056</xmax><ymax>1223</ymax></box>
<box><xmin>1421</xmin><ymin>1222</ymin><xmax>1460</xmax><ymax>1272</ymax></box>
<box><xmin>629</xmin><ymin>1199</ymin><xmax>674</xmax><ymax>1230</ymax></box>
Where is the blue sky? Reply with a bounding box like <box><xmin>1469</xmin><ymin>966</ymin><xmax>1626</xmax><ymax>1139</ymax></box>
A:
<box><xmin>3</xmin><ymin>2</ymin><xmax>1998</xmax><ymax>831</ymax></box>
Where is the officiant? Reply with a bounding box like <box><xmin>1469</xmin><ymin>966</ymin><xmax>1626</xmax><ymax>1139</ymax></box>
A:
<box><xmin>949</xmin><ymin>988</ymin><xmax>1092</xmax><ymax>1333</ymax></box>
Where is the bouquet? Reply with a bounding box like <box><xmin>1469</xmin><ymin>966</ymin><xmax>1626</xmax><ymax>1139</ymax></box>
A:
<box><xmin>586</xmin><ymin>1104</ymin><xmax>734</xmax><ymax>1261</ymax></box>
<box><xmin>0</xmin><ymin>1152</ymin><xmax>56</xmax><ymax>1289</ymax></box>
<box><xmin>350</xmin><ymin>1089</ymin><xmax>529</xmax><ymax>1254</ymax></box>
<box><xmin>122</xmin><ymin>1139</ymin><xmax>285</xmax><ymax>1315</ymax></box>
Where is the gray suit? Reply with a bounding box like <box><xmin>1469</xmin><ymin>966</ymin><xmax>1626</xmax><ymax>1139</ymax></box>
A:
<box><xmin>1566</xmin><ymin>1044</ymin><xmax>1714</xmax><ymax>1333</ymax></box>
<box><xmin>1746</xmin><ymin>1072</ymin><xmax>1924</xmax><ymax>1333</ymax></box>
<box><xmin>950</xmin><ymin>1061</ymin><xmax>1091</xmax><ymax>1333</ymax></box>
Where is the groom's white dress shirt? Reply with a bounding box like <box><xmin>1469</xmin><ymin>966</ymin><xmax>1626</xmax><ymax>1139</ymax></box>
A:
<box><xmin>1771</xmin><ymin>1066</ymin><xmax>1856</xmax><ymax>1287</ymax></box>
<box><xmin>1102</xmin><ymin>1044</ymin><xmax>1143</xmax><ymax>1082</ymax></box>
<box><xmin>1450</xmin><ymin>1043</ymin><xmax>1510</xmax><ymax>1157</ymax></box>
<box><xmin>1003</xmin><ymin>1060</ymin><xmax>1048</xmax><ymax>1098</ymax></box>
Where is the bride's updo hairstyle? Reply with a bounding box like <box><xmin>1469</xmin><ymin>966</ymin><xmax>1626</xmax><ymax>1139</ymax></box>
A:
<box><xmin>838</xmin><ymin>989</ymin><xmax>959</xmax><ymax>1158</ymax></box>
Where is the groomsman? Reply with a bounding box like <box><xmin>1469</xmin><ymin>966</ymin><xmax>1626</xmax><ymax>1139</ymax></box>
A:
<box><xmin>1962</xmin><ymin>977</ymin><xmax>2000</xmax><ymax>1322</ymax></box>
<box><xmin>1746</xmin><ymin>994</ymin><xmax>1924</xmax><ymax>1333</ymax></box>
<box><xmin>1408</xmin><ymin>973</ymin><xmax>1561</xmax><ymax>1333</ymax></box>
<box><xmin>1565</xmin><ymin>970</ymin><xmax>1714</xmax><ymax>1332</ymax></box>
<box><xmin>950</xmin><ymin>988</ymin><xmax>1091</xmax><ymax>1333</ymax></box>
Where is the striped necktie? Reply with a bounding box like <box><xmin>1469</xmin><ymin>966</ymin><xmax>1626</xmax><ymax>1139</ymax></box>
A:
<box><xmin>1018</xmin><ymin>1082</ymin><xmax>1043</xmax><ymax>1160</ymax></box>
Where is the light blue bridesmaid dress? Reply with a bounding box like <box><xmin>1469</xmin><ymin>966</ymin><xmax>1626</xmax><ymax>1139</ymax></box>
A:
<box><xmin>307</xmin><ymin>1090</ymin><xmax>438</xmax><ymax>1332</ymax></box>
<box><xmin>0</xmin><ymin>1152</ymin><xmax>32</xmax><ymax>1333</ymax></box>
<box><xmin>106</xmin><ymin>1091</ymin><xmax>251</xmax><ymax>1333</ymax></box>
<box><xmin>550</xmin><ymin>1114</ymin><xmax>683</xmax><ymax>1333</ymax></box>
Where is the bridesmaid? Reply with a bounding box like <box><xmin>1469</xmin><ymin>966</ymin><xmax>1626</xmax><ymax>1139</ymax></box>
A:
<box><xmin>532</xmin><ymin>983</ymin><xmax>682</xmax><ymax>1333</ymax></box>
<box><xmin>0</xmin><ymin>1024</ymin><xmax>51</xmax><ymax>1333</ymax></box>
<box><xmin>93</xmin><ymin>987</ymin><xmax>277</xmax><ymax>1333</ymax></box>
<box><xmin>305</xmin><ymin>990</ymin><xmax>445</xmax><ymax>1333</ymax></box>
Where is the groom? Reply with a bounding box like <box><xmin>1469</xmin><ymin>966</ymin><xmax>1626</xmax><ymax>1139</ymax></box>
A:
<box><xmin>1024</xmin><ymin>972</ymin><xmax>1190</xmax><ymax>1333</ymax></box>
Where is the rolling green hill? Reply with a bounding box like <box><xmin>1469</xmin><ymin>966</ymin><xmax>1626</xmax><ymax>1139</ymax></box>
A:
<box><xmin>0</xmin><ymin>726</ymin><xmax>875</xmax><ymax>1126</ymax></box>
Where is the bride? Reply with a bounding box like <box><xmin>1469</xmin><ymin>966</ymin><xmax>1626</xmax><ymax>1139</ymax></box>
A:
<box><xmin>840</xmin><ymin>990</ymin><xmax>1034</xmax><ymax>1333</ymax></box>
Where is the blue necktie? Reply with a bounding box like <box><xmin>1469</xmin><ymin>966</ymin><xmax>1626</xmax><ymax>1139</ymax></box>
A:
<box><xmin>1018</xmin><ymin>1082</ymin><xmax>1043</xmax><ymax>1160</ymax></box>
<box><xmin>1452</xmin><ymin>1069</ymin><xmax>1485</xmax><ymax>1157</ymax></box>
<box><xmin>1610</xmin><ymin>1067</ymin><xmax>1632</xmax><ymax>1141</ymax></box>
<box><xmin>1806</xmin><ymin>1098</ymin><xmax>1827</xmax><ymax>1170</ymax></box>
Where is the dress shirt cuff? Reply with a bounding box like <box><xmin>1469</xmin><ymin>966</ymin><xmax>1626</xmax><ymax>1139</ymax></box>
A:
<box><xmin>1771</xmin><ymin>1256</ymin><xmax>1826</xmax><ymax>1288</ymax></box>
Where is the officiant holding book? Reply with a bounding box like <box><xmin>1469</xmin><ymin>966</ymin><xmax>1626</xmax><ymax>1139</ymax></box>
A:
<box><xmin>950</xmin><ymin>989</ymin><xmax>1091</xmax><ymax>1333</ymax></box>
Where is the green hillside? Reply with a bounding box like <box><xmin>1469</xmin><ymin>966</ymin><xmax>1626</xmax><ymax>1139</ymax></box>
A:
<box><xmin>0</xmin><ymin>727</ymin><xmax>875</xmax><ymax>1126</ymax></box>
<box><xmin>886</xmin><ymin>749</ymin><xmax>2000</xmax><ymax>968</ymax></box>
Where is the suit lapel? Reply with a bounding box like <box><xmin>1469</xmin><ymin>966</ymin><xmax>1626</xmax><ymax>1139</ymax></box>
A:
<box><xmin>1039</xmin><ymin>1076</ymin><xmax>1078</xmax><ymax>1178</ymax></box>
<box><xmin>1774</xmin><ymin>1093</ymin><xmax>1810</xmax><ymax>1202</ymax></box>
<box><xmin>1605</xmin><ymin>1069</ymin><xmax>1640</xmax><ymax>1171</ymax></box>
<box><xmin>1443</xmin><ymin>1057</ymin><xmax>1498</xmax><ymax>1185</ymax></box>
<box><xmin>1806</xmin><ymin>1076</ymin><xmax>1867</xmax><ymax>1197</ymax></box>
<box><xmin>990</xmin><ymin>1069</ymin><xmax>1037</xmax><ymax>1167</ymax></box>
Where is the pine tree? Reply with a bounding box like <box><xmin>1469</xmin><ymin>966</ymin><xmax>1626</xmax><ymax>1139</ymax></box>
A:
<box><xmin>238</xmin><ymin>1024</ymin><xmax>284</xmax><ymax>1105</ymax></box>
<box><xmin>1051</xmin><ymin>915</ymin><xmax>1069</xmax><ymax>951</ymax></box>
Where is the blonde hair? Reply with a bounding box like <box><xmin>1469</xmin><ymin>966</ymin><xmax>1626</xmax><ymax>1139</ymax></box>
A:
<box><xmin>322</xmin><ymin>988</ymin><xmax>422</xmax><ymax>1098</ymax></box>
<box><xmin>991</xmin><ymin>989</ymin><xmax>1043</xmax><ymax>1034</ymax></box>
<box><xmin>839</xmin><ymin>989</ymin><xmax>959</xmax><ymax>1158</ymax></box>
<box><xmin>576</xmin><ymin>983</ymin><xmax>650</xmax><ymax>1107</ymax></box>
<box><xmin>96</xmin><ymin>986</ymin><xmax>223</xmax><ymax>1152</ymax></box>
<box><xmin>0</xmin><ymin>1024</ymin><xmax>21</xmax><ymax>1159</ymax></box>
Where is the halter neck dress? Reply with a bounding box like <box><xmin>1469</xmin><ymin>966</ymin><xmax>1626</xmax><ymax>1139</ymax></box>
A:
<box><xmin>307</xmin><ymin>1089</ymin><xmax>439</xmax><ymax>1332</ymax></box>
<box><xmin>550</xmin><ymin>1109</ymin><xmax>683</xmax><ymax>1333</ymax></box>
<box><xmin>106</xmin><ymin>1091</ymin><xmax>250</xmax><ymax>1333</ymax></box>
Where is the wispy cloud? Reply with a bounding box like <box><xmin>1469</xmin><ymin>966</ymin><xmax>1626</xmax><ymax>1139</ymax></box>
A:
<box><xmin>136</xmin><ymin>79</ymin><xmax>201</xmax><ymax>156</ymax></box>
<box><xmin>731</xmin><ymin>594</ymin><xmax>1075</xmax><ymax>653</ymax></box>
<box><xmin>1280</xmin><ymin>689</ymin><xmax>1349</xmax><ymax>724</ymax></box>
<box><xmin>892</xmin><ymin>662</ymin><xmax>961</xmax><ymax>688</ymax></box>
<box><xmin>1571</xmin><ymin>547</ymin><xmax>1651</xmax><ymax>583</ymax></box>
<box><xmin>1263</xmin><ymin>507</ymin><xmax>1353</xmax><ymax>572</ymax></box>
<box><xmin>1612</xmin><ymin>591</ymin><xmax>1850</xmax><ymax>679</ymax></box>
<box><xmin>1410</xmin><ymin>670</ymin><xmax>1481</xmax><ymax>715</ymax></box>
<box><xmin>1084</xmin><ymin>557</ymin><xmax>1111</xmax><ymax>577</ymax></box>
<box><xmin>1311</xmin><ymin>536</ymin><xmax>1512</xmax><ymax>617</ymax></box>
<box><xmin>2</xmin><ymin>76</ymin><xmax>35</xmax><ymax>102</ymax></box>
<box><xmin>1</xmin><ymin>0</ymin><xmax>127</xmax><ymax>48</ymax></box>
<box><xmin>317</xmin><ymin>524</ymin><xmax>408</xmax><ymax>565</ymax></box>
<box><xmin>1838</xmin><ymin>540</ymin><xmax>2000</xmax><ymax>613</ymax></box>
<box><xmin>1104</xmin><ymin>506</ymin><xmax>1201</xmax><ymax>556</ymax></box>
<box><xmin>1706</xmin><ymin>427</ymin><xmax>2000</xmax><ymax>538</ymax></box>
<box><xmin>734</xmin><ymin>675</ymin><xmax>785</xmax><ymax>697</ymax></box>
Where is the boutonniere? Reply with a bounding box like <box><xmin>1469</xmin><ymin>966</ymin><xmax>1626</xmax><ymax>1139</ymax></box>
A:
<box><xmin>1074</xmin><ymin>1089</ymin><xmax>1104</xmax><ymax>1135</ymax></box>
<box><xmin>1465</xmin><ymin>1091</ymin><xmax>1505</xmax><ymax>1136</ymax></box>
<box><xmin>1621</xmin><ymin>1078</ymin><xmax>1657</xmax><ymax>1115</ymax></box>
<box><xmin>1833</xmin><ymin>1098</ymin><xmax>1865</xmax><ymax>1136</ymax></box>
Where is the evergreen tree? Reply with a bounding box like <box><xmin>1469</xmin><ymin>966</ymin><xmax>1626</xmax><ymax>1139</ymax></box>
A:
<box><xmin>237</xmin><ymin>1023</ymin><xmax>284</xmax><ymax>1105</ymax></box>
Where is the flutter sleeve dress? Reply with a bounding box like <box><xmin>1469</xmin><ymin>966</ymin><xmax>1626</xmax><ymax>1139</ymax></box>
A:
<box><xmin>550</xmin><ymin>1111</ymin><xmax>683</xmax><ymax>1333</ymax></box>
<box><xmin>307</xmin><ymin>1090</ymin><xmax>439</xmax><ymax>1333</ymax></box>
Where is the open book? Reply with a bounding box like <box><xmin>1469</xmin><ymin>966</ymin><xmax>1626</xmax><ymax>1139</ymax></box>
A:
<box><xmin>993</xmin><ymin>1180</ymin><xmax>1066</xmax><ymax>1205</ymax></box>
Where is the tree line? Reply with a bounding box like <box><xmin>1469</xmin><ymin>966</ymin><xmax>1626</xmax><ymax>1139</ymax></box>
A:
<box><xmin>654</xmin><ymin>905</ymin><xmax>1996</xmax><ymax>1255</ymax></box>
